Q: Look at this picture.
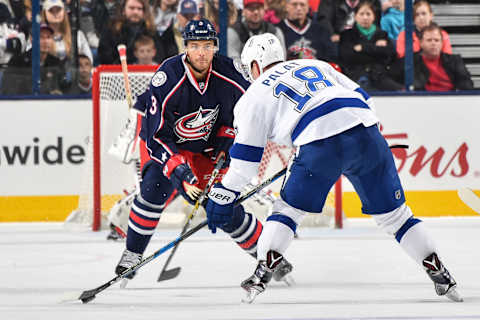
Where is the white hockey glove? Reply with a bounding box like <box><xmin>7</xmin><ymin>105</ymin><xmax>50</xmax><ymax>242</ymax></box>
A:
<box><xmin>108</xmin><ymin>109</ymin><xmax>140</xmax><ymax>164</ymax></box>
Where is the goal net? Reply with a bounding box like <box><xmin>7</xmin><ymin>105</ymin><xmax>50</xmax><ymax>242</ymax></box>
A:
<box><xmin>66</xmin><ymin>65</ymin><xmax>343</xmax><ymax>232</ymax></box>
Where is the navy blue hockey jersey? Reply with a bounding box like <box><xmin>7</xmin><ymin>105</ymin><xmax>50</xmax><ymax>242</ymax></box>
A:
<box><xmin>140</xmin><ymin>54</ymin><xmax>250</xmax><ymax>167</ymax></box>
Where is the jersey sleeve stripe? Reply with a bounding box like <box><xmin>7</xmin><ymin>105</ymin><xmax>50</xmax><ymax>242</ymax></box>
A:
<box><xmin>291</xmin><ymin>97</ymin><xmax>370</xmax><ymax>142</ymax></box>
<box><xmin>230</xmin><ymin>143</ymin><xmax>264</xmax><ymax>162</ymax></box>
<box><xmin>211</xmin><ymin>70</ymin><xmax>246</xmax><ymax>93</ymax></box>
<box><xmin>355</xmin><ymin>87</ymin><xmax>370</xmax><ymax>101</ymax></box>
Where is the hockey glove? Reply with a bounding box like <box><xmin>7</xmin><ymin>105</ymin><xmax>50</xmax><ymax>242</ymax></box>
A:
<box><xmin>164</xmin><ymin>154</ymin><xmax>201</xmax><ymax>205</ymax></box>
<box><xmin>205</xmin><ymin>183</ymin><xmax>240</xmax><ymax>233</ymax></box>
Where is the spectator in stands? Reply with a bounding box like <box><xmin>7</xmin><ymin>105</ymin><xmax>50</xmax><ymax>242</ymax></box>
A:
<box><xmin>133</xmin><ymin>34</ymin><xmax>159</xmax><ymax>64</ymax></box>
<box><xmin>264</xmin><ymin>0</ymin><xmax>286</xmax><ymax>24</ymax></box>
<box><xmin>204</xmin><ymin>0</ymin><xmax>238</xmax><ymax>31</ymax></box>
<box><xmin>1</xmin><ymin>0</ymin><xmax>25</xmax><ymax>25</ymax></box>
<box><xmin>41</xmin><ymin>0</ymin><xmax>93</xmax><ymax>65</ymax></box>
<box><xmin>160</xmin><ymin>0</ymin><xmax>201</xmax><ymax>54</ymax></box>
<box><xmin>339</xmin><ymin>0</ymin><xmax>402</xmax><ymax>91</ymax></box>
<box><xmin>92</xmin><ymin>0</ymin><xmax>119</xmax><ymax>39</ymax></box>
<box><xmin>278</xmin><ymin>0</ymin><xmax>336</xmax><ymax>61</ymax></box>
<box><xmin>380</xmin><ymin>0</ymin><xmax>404</xmax><ymax>41</ymax></box>
<box><xmin>152</xmin><ymin>0</ymin><xmax>178</xmax><ymax>36</ymax></box>
<box><xmin>0</xmin><ymin>3</ymin><xmax>26</xmax><ymax>66</ymax></box>
<box><xmin>65</xmin><ymin>54</ymin><xmax>92</xmax><ymax>94</ymax></box>
<box><xmin>390</xmin><ymin>23</ymin><xmax>473</xmax><ymax>91</ymax></box>
<box><xmin>316</xmin><ymin>0</ymin><xmax>381</xmax><ymax>43</ymax></box>
<box><xmin>396</xmin><ymin>0</ymin><xmax>451</xmax><ymax>58</ymax></box>
<box><xmin>98</xmin><ymin>0</ymin><xmax>177</xmax><ymax>65</ymax></box>
<box><xmin>76</xmin><ymin>0</ymin><xmax>101</xmax><ymax>51</ymax></box>
<box><xmin>18</xmin><ymin>0</ymin><xmax>31</xmax><ymax>42</ymax></box>
<box><xmin>227</xmin><ymin>0</ymin><xmax>286</xmax><ymax>59</ymax></box>
<box><xmin>2</xmin><ymin>24</ymin><xmax>68</xmax><ymax>95</ymax></box>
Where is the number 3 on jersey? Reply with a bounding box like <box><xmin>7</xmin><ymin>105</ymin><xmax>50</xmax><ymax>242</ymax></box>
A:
<box><xmin>273</xmin><ymin>66</ymin><xmax>333</xmax><ymax>112</ymax></box>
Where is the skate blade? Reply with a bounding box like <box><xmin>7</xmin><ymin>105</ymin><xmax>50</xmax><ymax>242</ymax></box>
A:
<box><xmin>446</xmin><ymin>288</ymin><xmax>463</xmax><ymax>302</ymax></box>
<box><xmin>120</xmin><ymin>278</ymin><xmax>129</xmax><ymax>289</ymax></box>
<box><xmin>241</xmin><ymin>288</ymin><xmax>261</xmax><ymax>304</ymax></box>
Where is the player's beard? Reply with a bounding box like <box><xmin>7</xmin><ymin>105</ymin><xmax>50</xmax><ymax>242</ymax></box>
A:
<box><xmin>186</xmin><ymin>54</ymin><xmax>212</xmax><ymax>75</ymax></box>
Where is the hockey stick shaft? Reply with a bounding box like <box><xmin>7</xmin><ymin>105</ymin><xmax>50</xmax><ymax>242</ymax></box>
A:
<box><xmin>117</xmin><ymin>44</ymin><xmax>133</xmax><ymax>109</ymax></box>
<box><xmin>157</xmin><ymin>154</ymin><xmax>226</xmax><ymax>280</ymax></box>
<box><xmin>78</xmin><ymin>166</ymin><xmax>286</xmax><ymax>303</ymax></box>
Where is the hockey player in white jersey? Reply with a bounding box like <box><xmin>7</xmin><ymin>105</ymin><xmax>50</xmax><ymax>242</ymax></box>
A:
<box><xmin>204</xmin><ymin>33</ymin><xmax>462</xmax><ymax>303</ymax></box>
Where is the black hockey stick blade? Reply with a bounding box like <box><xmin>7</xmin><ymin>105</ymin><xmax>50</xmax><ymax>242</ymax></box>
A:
<box><xmin>79</xmin><ymin>289</ymin><xmax>98</xmax><ymax>304</ymax></box>
<box><xmin>157</xmin><ymin>266</ymin><xmax>181</xmax><ymax>281</ymax></box>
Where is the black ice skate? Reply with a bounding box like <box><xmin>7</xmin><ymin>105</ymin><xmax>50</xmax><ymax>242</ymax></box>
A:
<box><xmin>273</xmin><ymin>258</ymin><xmax>295</xmax><ymax>286</ymax></box>
<box><xmin>115</xmin><ymin>249</ymin><xmax>142</xmax><ymax>288</ymax></box>
<box><xmin>241</xmin><ymin>250</ymin><xmax>292</xmax><ymax>303</ymax></box>
<box><xmin>106</xmin><ymin>223</ymin><xmax>126</xmax><ymax>241</ymax></box>
<box><xmin>423</xmin><ymin>252</ymin><xmax>463</xmax><ymax>302</ymax></box>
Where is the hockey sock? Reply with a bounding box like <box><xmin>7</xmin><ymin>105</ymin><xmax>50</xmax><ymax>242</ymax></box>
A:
<box><xmin>125</xmin><ymin>197</ymin><xmax>163</xmax><ymax>254</ymax></box>
<box><xmin>396</xmin><ymin>219</ymin><xmax>438</xmax><ymax>265</ymax></box>
<box><xmin>256</xmin><ymin>214</ymin><xmax>296</xmax><ymax>261</ymax></box>
<box><xmin>126</xmin><ymin>226</ymin><xmax>153</xmax><ymax>254</ymax></box>
<box><xmin>229</xmin><ymin>212</ymin><xmax>263</xmax><ymax>257</ymax></box>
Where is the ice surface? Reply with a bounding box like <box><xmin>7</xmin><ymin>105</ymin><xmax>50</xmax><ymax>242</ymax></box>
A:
<box><xmin>1</xmin><ymin>218</ymin><xmax>479</xmax><ymax>320</ymax></box>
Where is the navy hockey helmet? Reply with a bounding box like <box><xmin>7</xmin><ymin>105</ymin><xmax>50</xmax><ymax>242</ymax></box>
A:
<box><xmin>182</xmin><ymin>18</ymin><xmax>218</xmax><ymax>47</ymax></box>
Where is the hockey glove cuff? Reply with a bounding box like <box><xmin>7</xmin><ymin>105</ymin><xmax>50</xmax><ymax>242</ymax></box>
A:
<box><xmin>167</xmin><ymin>156</ymin><xmax>201</xmax><ymax>205</ymax></box>
<box><xmin>206</xmin><ymin>183</ymin><xmax>240</xmax><ymax>233</ymax></box>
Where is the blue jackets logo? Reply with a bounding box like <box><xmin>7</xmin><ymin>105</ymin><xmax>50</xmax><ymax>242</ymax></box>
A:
<box><xmin>174</xmin><ymin>105</ymin><xmax>219</xmax><ymax>143</ymax></box>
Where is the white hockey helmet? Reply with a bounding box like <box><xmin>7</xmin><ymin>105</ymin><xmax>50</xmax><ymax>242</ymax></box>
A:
<box><xmin>241</xmin><ymin>33</ymin><xmax>285</xmax><ymax>80</ymax></box>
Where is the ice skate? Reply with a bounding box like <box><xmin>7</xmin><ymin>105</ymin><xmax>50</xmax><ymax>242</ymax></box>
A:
<box><xmin>423</xmin><ymin>253</ymin><xmax>463</xmax><ymax>302</ymax></box>
<box><xmin>106</xmin><ymin>223</ymin><xmax>126</xmax><ymax>241</ymax></box>
<box><xmin>115</xmin><ymin>249</ymin><xmax>142</xmax><ymax>288</ymax></box>
<box><xmin>272</xmin><ymin>257</ymin><xmax>295</xmax><ymax>286</ymax></box>
<box><xmin>241</xmin><ymin>261</ymin><xmax>270</xmax><ymax>303</ymax></box>
<box><xmin>241</xmin><ymin>250</ymin><xmax>288</xmax><ymax>303</ymax></box>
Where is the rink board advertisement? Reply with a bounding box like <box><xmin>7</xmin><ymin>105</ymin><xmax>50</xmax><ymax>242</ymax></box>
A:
<box><xmin>1</xmin><ymin>95</ymin><xmax>480</xmax><ymax>222</ymax></box>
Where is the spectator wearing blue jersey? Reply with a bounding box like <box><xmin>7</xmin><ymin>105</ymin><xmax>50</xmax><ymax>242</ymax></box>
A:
<box><xmin>278</xmin><ymin>0</ymin><xmax>336</xmax><ymax>61</ymax></box>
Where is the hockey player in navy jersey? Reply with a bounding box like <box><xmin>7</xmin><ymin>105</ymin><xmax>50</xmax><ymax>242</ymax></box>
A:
<box><xmin>115</xmin><ymin>19</ymin><xmax>293</xmax><ymax>283</ymax></box>
<box><xmin>205</xmin><ymin>33</ymin><xmax>462</xmax><ymax>303</ymax></box>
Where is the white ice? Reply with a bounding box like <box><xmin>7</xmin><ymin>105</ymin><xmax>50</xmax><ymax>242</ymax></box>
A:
<box><xmin>1</xmin><ymin>217</ymin><xmax>480</xmax><ymax>320</ymax></box>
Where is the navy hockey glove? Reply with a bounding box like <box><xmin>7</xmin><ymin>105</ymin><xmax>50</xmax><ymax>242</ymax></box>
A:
<box><xmin>164</xmin><ymin>154</ymin><xmax>200</xmax><ymax>205</ymax></box>
<box><xmin>205</xmin><ymin>183</ymin><xmax>240</xmax><ymax>233</ymax></box>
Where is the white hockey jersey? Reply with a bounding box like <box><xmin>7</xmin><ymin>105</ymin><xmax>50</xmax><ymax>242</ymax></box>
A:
<box><xmin>222</xmin><ymin>59</ymin><xmax>380</xmax><ymax>191</ymax></box>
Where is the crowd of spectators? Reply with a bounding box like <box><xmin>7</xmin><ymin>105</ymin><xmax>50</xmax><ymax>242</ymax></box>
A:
<box><xmin>0</xmin><ymin>0</ymin><xmax>474</xmax><ymax>95</ymax></box>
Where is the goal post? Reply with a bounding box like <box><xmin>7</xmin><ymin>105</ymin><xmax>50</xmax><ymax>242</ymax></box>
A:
<box><xmin>68</xmin><ymin>65</ymin><xmax>344</xmax><ymax>232</ymax></box>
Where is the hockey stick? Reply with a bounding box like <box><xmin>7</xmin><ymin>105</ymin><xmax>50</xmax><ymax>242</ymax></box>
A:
<box><xmin>118</xmin><ymin>44</ymin><xmax>133</xmax><ymax>109</ymax></box>
<box><xmin>457</xmin><ymin>188</ymin><xmax>480</xmax><ymax>214</ymax></box>
<box><xmin>74</xmin><ymin>167</ymin><xmax>287</xmax><ymax>304</ymax></box>
<box><xmin>157</xmin><ymin>154</ymin><xmax>226</xmax><ymax>281</ymax></box>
